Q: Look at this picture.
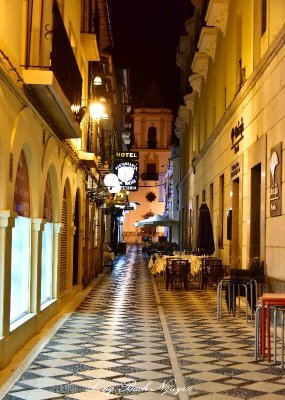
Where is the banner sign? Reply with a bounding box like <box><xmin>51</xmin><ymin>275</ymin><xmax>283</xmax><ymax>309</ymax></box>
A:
<box><xmin>270</xmin><ymin>142</ymin><xmax>282</xmax><ymax>217</ymax></box>
<box><xmin>114</xmin><ymin>159</ymin><xmax>139</xmax><ymax>191</ymax></box>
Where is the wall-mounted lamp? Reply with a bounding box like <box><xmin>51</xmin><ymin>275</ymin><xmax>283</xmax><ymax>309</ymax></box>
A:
<box><xmin>93</xmin><ymin>75</ymin><xmax>103</xmax><ymax>86</ymax></box>
<box><xmin>90</xmin><ymin>99</ymin><xmax>109</xmax><ymax>121</ymax></box>
<box><xmin>104</xmin><ymin>173</ymin><xmax>121</xmax><ymax>194</ymax></box>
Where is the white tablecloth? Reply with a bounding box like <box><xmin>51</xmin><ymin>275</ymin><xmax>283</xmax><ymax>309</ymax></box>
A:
<box><xmin>149</xmin><ymin>254</ymin><xmax>201</xmax><ymax>275</ymax></box>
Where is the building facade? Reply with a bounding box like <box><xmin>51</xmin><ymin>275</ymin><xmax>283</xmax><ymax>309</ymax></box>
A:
<box><xmin>123</xmin><ymin>106</ymin><xmax>173</xmax><ymax>244</ymax></box>
<box><xmin>0</xmin><ymin>0</ymin><xmax>123</xmax><ymax>368</ymax></box>
<box><xmin>176</xmin><ymin>0</ymin><xmax>285</xmax><ymax>290</ymax></box>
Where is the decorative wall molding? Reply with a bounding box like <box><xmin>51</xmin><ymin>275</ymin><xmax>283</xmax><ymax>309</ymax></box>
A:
<box><xmin>185</xmin><ymin>10</ymin><xmax>199</xmax><ymax>38</ymax></box>
<box><xmin>178</xmin><ymin>105</ymin><xmax>190</xmax><ymax>124</ymax></box>
<box><xmin>188</xmin><ymin>73</ymin><xmax>202</xmax><ymax>97</ymax></box>
<box><xmin>191</xmin><ymin>52</ymin><xmax>209</xmax><ymax>80</ymax></box>
<box><xmin>198</xmin><ymin>26</ymin><xmax>218</xmax><ymax>61</ymax></box>
<box><xmin>176</xmin><ymin>52</ymin><xmax>187</xmax><ymax>71</ymax></box>
<box><xmin>205</xmin><ymin>0</ymin><xmax>229</xmax><ymax>36</ymax></box>
<box><xmin>179</xmin><ymin>35</ymin><xmax>191</xmax><ymax>53</ymax></box>
<box><xmin>175</xmin><ymin>106</ymin><xmax>190</xmax><ymax>139</ymax></box>
<box><xmin>184</xmin><ymin>92</ymin><xmax>196</xmax><ymax>113</ymax></box>
<box><xmin>191</xmin><ymin>0</ymin><xmax>204</xmax><ymax>11</ymax></box>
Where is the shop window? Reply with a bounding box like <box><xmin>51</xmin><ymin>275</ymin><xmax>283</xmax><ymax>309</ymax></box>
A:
<box><xmin>11</xmin><ymin>216</ymin><xmax>31</xmax><ymax>323</ymax></box>
<box><xmin>11</xmin><ymin>151</ymin><xmax>31</xmax><ymax>324</ymax></box>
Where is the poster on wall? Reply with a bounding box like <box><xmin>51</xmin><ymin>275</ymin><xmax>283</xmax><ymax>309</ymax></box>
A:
<box><xmin>270</xmin><ymin>142</ymin><xmax>282</xmax><ymax>217</ymax></box>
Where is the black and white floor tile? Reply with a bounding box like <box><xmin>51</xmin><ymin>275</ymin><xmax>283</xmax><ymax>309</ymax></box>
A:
<box><xmin>1</xmin><ymin>247</ymin><xmax>285</xmax><ymax>400</ymax></box>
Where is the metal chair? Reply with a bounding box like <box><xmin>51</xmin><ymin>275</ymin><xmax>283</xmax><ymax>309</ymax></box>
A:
<box><xmin>165</xmin><ymin>258</ymin><xmax>190</xmax><ymax>290</ymax></box>
<box><xmin>200</xmin><ymin>258</ymin><xmax>223</xmax><ymax>291</ymax></box>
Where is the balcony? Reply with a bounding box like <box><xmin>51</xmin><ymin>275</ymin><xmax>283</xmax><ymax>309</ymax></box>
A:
<box><xmin>23</xmin><ymin>1</ymin><xmax>82</xmax><ymax>139</ymax></box>
<box><xmin>191</xmin><ymin>52</ymin><xmax>209</xmax><ymax>80</ymax></box>
<box><xmin>141</xmin><ymin>173</ymin><xmax>159</xmax><ymax>181</ymax></box>
<box><xmin>205</xmin><ymin>0</ymin><xmax>229</xmax><ymax>36</ymax></box>
<box><xmin>147</xmin><ymin>141</ymin><xmax>158</xmax><ymax>149</ymax></box>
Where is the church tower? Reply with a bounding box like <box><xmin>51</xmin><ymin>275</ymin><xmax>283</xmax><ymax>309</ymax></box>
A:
<box><xmin>123</xmin><ymin>82</ymin><xmax>173</xmax><ymax>244</ymax></box>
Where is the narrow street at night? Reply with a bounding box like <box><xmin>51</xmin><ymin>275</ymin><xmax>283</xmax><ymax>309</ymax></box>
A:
<box><xmin>1</xmin><ymin>247</ymin><xmax>285</xmax><ymax>400</ymax></box>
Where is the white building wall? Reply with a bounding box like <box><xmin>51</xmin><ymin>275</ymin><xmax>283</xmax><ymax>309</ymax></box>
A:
<box><xmin>179</xmin><ymin>0</ymin><xmax>285</xmax><ymax>289</ymax></box>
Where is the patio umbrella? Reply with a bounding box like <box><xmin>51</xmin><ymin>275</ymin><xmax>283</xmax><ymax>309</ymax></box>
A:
<box><xmin>133</xmin><ymin>214</ymin><xmax>177</xmax><ymax>227</ymax></box>
<box><xmin>196</xmin><ymin>202</ymin><xmax>215</xmax><ymax>255</ymax></box>
<box><xmin>133</xmin><ymin>214</ymin><xmax>177</xmax><ymax>242</ymax></box>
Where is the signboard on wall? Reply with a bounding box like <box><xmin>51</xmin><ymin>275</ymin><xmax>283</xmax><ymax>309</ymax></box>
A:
<box><xmin>270</xmin><ymin>142</ymin><xmax>282</xmax><ymax>217</ymax></box>
<box><xmin>114</xmin><ymin>154</ymin><xmax>139</xmax><ymax>191</ymax></box>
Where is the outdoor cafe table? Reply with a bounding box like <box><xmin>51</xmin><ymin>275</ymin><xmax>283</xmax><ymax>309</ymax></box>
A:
<box><xmin>148</xmin><ymin>254</ymin><xmax>205</xmax><ymax>276</ymax></box>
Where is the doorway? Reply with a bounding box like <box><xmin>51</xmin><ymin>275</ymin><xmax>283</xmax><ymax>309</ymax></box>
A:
<box><xmin>231</xmin><ymin>177</ymin><xmax>241</xmax><ymax>267</ymax></box>
<box><xmin>73</xmin><ymin>190</ymin><xmax>80</xmax><ymax>285</ymax></box>
<box><xmin>250</xmin><ymin>163</ymin><xmax>261</xmax><ymax>259</ymax></box>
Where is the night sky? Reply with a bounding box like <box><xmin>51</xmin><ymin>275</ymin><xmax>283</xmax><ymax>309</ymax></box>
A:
<box><xmin>109</xmin><ymin>0</ymin><xmax>191</xmax><ymax>112</ymax></box>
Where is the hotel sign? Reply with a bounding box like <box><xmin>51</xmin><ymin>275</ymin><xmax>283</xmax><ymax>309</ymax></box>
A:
<box><xmin>270</xmin><ymin>142</ymin><xmax>282</xmax><ymax>217</ymax></box>
<box><xmin>114</xmin><ymin>152</ymin><xmax>139</xmax><ymax>191</ymax></box>
<box><xmin>115</xmin><ymin>151</ymin><xmax>139</xmax><ymax>159</ymax></box>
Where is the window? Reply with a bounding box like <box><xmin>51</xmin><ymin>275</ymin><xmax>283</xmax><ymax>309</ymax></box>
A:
<box><xmin>218</xmin><ymin>174</ymin><xmax>224</xmax><ymax>248</ymax></box>
<box><xmin>10</xmin><ymin>217</ymin><xmax>31</xmax><ymax>323</ymax></box>
<box><xmin>210</xmin><ymin>183</ymin><xmax>214</xmax><ymax>217</ymax></box>
<box><xmin>262</xmin><ymin>0</ymin><xmax>267</xmax><ymax>35</ymax></box>
<box><xmin>147</xmin><ymin>127</ymin><xmax>157</xmax><ymax>148</ymax></box>
<box><xmin>11</xmin><ymin>150</ymin><xmax>31</xmax><ymax>324</ymax></box>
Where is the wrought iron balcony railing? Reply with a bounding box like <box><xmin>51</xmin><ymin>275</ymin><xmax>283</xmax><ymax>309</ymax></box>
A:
<box><xmin>140</xmin><ymin>173</ymin><xmax>159</xmax><ymax>181</ymax></box>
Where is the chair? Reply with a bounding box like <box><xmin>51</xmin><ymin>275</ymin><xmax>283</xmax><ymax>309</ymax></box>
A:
<box><xmin>165</xmin><ymin>258</ymin><xmax>190</xmax><ymax>291</ymax></box>
<box><xmin>200</xmin><ymin>258</ymin><xmax>223</xmax><ymax>291</ymax></box>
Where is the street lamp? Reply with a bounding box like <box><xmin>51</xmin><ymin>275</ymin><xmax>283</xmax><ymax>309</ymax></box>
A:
<box><xmin>90</xmin><ymin>99</ymin><xmax>108</xmax><ymax>121</ymax></box>
<box><xmin>104</xmin><ymin>173</ymin><xmax>121</xmax><ymax>194</ymax></box>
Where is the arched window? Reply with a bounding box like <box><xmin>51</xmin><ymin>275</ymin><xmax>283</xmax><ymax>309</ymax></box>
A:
<box><xmin>11</xmin><ymin>150</ymin><xmax>31</xmax><ymax>324</ymax></box>
<box><xmin>148</xmin><ymin>126</ymin><xmax>157</xmax><ymax>149</ymax></box>
<box><xmin>41</xmin><ymin>174</ymin><xmax>53</xmax><ymax>306</ymax></box>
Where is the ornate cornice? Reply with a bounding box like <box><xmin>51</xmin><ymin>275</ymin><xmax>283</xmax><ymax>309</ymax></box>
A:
<box><xmin>191</xmin><ymin>0</ymin><xmax>204</xmax><ymax>11</ymax></box>
<box><xmin>184</xmin><ymin>92</ymin><xmax>196</xmax><ymax>113</ymax></box>
<box><xmin>191</xmin><ymin>52</ymin><xmax>209</xmax><ymax>80</ymax></box>
<box><xmin>188</xmin><ymin>73</ymin><xmax>202</xmax><ymax>97</ymax></box>
<box><xmin>175</xmin><ymin>106</ymin><xmax>190</xmax><ymax>139</ymax></box>
<box><xmin>178</xmin><ymin>105</ymin><xmax>190</xmax><ymax>124</ymax></box>
<box><xmin>176</xmin><ymin>52</ymin><xmax>187</xmax><ymax>72</ymax></box>
<box><xmin>205</xmin><ymin>0</ymin><xmax>229</xmax><ymax>36</ymax></box>
<box><xmin>185</xmin><ymin>13</ymin><xmax>198</xmax><ymax>38</ymax></box>
<box><xmin>179</xmin><ymin>35</ymin><xmax>191</xmax><ymax>53</ymax></box>
<box><xmin>198</xmin><ymin>26</ymin><xmax>218</xmax><ymax>61</ymax></box>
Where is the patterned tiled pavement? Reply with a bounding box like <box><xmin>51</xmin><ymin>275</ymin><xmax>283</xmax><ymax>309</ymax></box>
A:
<box><xmin>1</xmin><ymin>246</ymin><xmax>285</xmax><ymax>399</ymax></box>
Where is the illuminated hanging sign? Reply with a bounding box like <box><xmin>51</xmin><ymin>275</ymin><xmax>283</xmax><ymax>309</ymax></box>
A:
<box><xmin>114</xmin><ymin>160</ymin><xmax>139</xmax><ymax>191</ymax></box>
<box><xmin>270</xmin><ymin>142</ymin><xmax>282</xmax><ymax>217</ymax></box>
<box><xmin>231</xmin><ymin>118</ymin><xmax>244</xmax><ymax>153</ymax></box>
<box><xmin>115</xmin><ymin>151</ymin><xmax>139</xmax><ymax>159</ymax></box>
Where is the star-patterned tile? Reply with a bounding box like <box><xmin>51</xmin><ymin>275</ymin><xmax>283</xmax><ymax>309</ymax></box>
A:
<box><xmin>1</xmin><ymin>246</ymin><xmax>285</xmax><ymax>400</ymax></box>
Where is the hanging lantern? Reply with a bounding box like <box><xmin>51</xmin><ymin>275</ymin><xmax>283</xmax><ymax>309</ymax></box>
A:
<box><xmin>104</xmin><ymin>173</ymin><xmax>119</xmax><ymax>188</ymax></box>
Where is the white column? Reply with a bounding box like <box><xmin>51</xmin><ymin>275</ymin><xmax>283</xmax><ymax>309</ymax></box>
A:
<box><xmin>31</xmin><ymin>218</ymin><xmax>45</xmax><ymax>314</ymax></box>
<box><xmin>0</xmin><ymin>211</ymin><xmax>16</xmax><ymax>337</ymax></box>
